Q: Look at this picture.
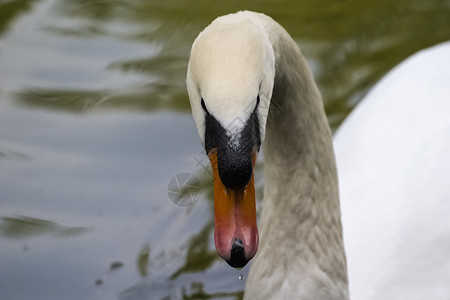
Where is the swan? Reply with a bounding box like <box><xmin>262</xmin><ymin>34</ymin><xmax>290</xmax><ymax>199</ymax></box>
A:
<box><xmin>335</xmin><ymin>41</ymin><xmax>450</xmax><ymax>299</ymax></box>
<box><xmin>187</xmin><ymin>10</ymin><xmax>450</xmax><ymax>299</ymax></box>
<box><xmin>187</xmin><ymin>11</ymin><xmax>348</xmax><ymax>299</ymax></box>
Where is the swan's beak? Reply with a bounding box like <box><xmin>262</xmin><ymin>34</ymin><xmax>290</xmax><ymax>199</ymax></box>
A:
<box><xmin>208</xmin><ymin>148</ymin><xmax>259</xmax><ymax>268</ymax></box>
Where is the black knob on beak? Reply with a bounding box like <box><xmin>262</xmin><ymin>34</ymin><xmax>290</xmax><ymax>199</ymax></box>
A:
<box><xmin>218</xmin><ymin>153</ymin><xmax>253</xmax><ymax>189</ymax></box>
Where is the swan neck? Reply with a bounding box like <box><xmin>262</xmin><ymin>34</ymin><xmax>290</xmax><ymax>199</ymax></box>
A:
<box><xmin>246</xmin><ymin>15</ymin><xmax>349</xmax><ymax>299</ymax></box>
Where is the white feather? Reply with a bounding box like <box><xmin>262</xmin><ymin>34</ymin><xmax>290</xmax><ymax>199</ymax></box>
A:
<box><xmin>187</xmin><ymin>11</ymin><xmax>275</xmax><ymax>144</ymax></box>
<box><xmin>335</xmin><ymin>41</ymin><xmax>450</xmax><ymax>300</ymax></box>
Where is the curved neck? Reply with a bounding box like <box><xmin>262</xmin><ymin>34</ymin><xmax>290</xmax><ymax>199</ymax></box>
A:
<box><xmin>246</xmin><ymin>19</ymin><xmax>349</xmax><ymax>299</ymax></box>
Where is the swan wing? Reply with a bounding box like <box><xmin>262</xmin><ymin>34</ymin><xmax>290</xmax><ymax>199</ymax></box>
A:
<box><xmin>335</xmin><ymin>41</ymin><xmax>450</xmax><ymax>300</ymax></box>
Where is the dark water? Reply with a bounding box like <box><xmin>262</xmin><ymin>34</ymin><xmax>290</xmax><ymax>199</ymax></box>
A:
<box><xmin>1</xmin><ymin>1</ymin><xmax>449</xmax><ymax>299</ymax></box>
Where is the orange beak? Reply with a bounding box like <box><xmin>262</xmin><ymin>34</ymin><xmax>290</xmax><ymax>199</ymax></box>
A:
<box><xmin>208</xmin><ymin>148</ymin><xmax>259</xmax><ymax>268</ymax></box>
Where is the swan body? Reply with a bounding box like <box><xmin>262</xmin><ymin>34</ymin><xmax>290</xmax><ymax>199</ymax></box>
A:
<box><xmin>188</xmin><ymin>11</ymin><xmax>348</xmax><ymax>299</ymax></box>
<box><xmin>335</xmin><ymin>41</ymin><xmax>450</xmax><ymax>299</ymax></box>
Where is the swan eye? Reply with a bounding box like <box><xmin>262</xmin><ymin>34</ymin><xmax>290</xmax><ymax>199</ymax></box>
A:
<box><xmin>201</xmin><ymin>98</ymin><xmax>209</xmax><ymax>113</ymax></box>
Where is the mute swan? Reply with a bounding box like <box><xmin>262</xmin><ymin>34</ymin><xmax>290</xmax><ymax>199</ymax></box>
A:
<box><xmin>335</xmin><ymin>41</ymin><xmax>450</xmax><ymax>299</ymax></box>
<box><xmin>187</xmin><ymin>11</ymin><xmax>348</xmax><ymax>299</ymax></box>
<box><xmin>187</xmin><ymin>10</ymin><xmax>450</xmax><ymax>300</ymax></box>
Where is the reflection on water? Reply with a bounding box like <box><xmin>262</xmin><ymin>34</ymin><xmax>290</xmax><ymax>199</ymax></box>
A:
<box><xmin>1</xmin><ymin>0</ymin><xmax>449</xmax><ymax>299</ymax></box>
<box><xmin>2</xmin><ymin>0</ymin><xmax>450</xmax><ymax>127</ymax></box>
<box><xmin>0</xmin><ymin>216</ymin><xmax>89</xmax><ymax>238</ymax></box>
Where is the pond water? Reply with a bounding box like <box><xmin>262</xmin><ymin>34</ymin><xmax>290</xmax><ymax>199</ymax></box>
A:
<box><xmin>1</xmin><ymin>1</ymin><xmax>449</xmax><ymax>299</ymax></box>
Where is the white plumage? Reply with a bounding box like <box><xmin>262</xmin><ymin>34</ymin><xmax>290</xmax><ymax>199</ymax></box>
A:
<box><xmin>188</xmin><ymin>10</ymin><xmax>450</xmax><ymax>300</ymax></box>
<box><xmin>335</xmin><ymin>41</ymin><xmax>450</xmax><ymax>300</ymax></box>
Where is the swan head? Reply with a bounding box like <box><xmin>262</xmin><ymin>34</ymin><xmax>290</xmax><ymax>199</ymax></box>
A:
<box><xmin>187</xmin><ymin>12</ymin><xmax>275</xmax><ymax>268</ymax></box>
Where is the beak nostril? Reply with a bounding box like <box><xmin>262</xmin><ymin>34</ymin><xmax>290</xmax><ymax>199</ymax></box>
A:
<box><xmin>227</xmin><ymin>238</ymin><xmax>248</xmax><ymax>268</ymax></box>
